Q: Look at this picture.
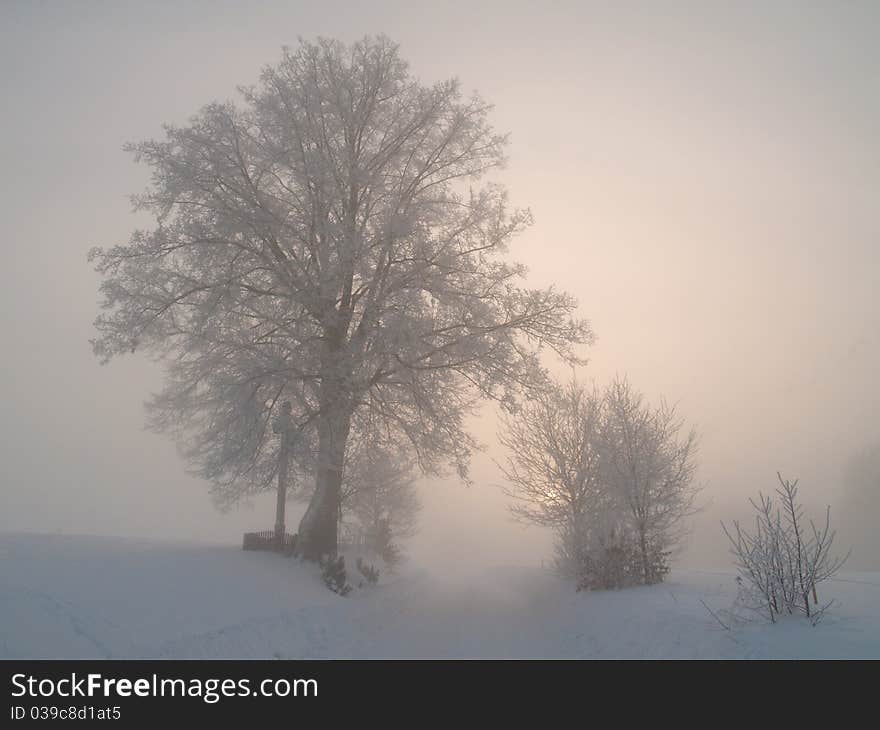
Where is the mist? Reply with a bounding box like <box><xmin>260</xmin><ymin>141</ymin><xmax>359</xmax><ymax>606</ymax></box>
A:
<box><xmin>2</xmin><ymin>0</ymin><xmax>878</xmax><ymax>579</ymax></box>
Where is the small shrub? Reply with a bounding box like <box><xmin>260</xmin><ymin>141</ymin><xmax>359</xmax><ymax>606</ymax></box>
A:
<box><xmin>356</xmin><ymin>557</ymin><xmax>380</xmax><ymax>585</ymax></box>
<box><xmin>320</xmin><ymin>555</ymin><xmax>352</xmax><ymax>596</ymax></box>
<box><xmin>723</xmin><ymin>473</ymin><xmax>849</xmax><ymax>624</ymax></box>
<box><xmin>557</xmin><ymin>520</ymin><xmax>668</xmax><ymax>591</ymax></box>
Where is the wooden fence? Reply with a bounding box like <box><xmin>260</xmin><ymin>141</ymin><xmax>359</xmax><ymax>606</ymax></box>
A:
<box><xmin>242</xmin><ymin>530</ymin><xmax>297</xmax><ymax>555</ymax></box>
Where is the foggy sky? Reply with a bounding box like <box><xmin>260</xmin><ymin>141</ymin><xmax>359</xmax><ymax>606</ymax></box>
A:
<box><xmin>2</xmin><ymin>0</ymin><xmax>878</xmax><ymax>569</ymax></box>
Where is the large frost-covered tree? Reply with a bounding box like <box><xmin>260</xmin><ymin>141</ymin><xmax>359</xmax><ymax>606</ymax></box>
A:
<box><xmin>90</xmin><ymin>36</ymin><xmax>591</xmax><ymax>559</ymax></box>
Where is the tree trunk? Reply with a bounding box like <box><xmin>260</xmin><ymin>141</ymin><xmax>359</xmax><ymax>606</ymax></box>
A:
<box><xmin>296</xmin><ymin>401</ymin><xmax>351</xmax><ymax>561</ymax></box>
<box><xmin>296</xmin><ymin>314</ymin><xmax>353</xmax><ymax>561</ymax></box>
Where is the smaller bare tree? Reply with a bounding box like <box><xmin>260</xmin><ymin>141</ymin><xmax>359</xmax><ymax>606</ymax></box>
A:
<box><xmin>499</xmin><ymin>376</ymin><xmax>699</xmax><ymax>588</ymax></box>
<box><xmin>339</xmin><ymin>432</ymin><xmax>420</xmax><ymax>568</ymax></box>
<box><xmin>601</xmin><ymin>376</ymin><xmax>700</xmax><ymax>585</ymax></box>
<box><xmin>723</xmin><ymin>473</ymin><xmax>850</xmax><ymax>625</ymax></box>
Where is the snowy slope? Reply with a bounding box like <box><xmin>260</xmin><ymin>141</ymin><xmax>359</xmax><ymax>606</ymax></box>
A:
<box><xmin>1</xmin><ymin>533</ymin><xmax>878</xmax><ymax>659</ymax></box>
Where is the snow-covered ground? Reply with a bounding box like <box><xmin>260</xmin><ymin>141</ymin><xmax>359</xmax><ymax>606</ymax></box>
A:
<box><xmin>1</xmin><ymin>532</ymin><xmax>878</xmax><ymax>659</ymax></box>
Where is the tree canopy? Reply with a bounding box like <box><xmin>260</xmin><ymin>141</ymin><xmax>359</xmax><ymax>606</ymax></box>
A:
<box><xmin>91</xmin><ymin>36</ymin><xmax>591</xmax><ymax>557</ymax></box>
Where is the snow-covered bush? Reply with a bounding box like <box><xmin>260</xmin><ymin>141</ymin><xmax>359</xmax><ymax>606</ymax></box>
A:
<box><xmin>320</xmin><ymin>555</ymin><xmax>352</xmax><ymax>596</ymax></box>
<box><xmin>723</xmin><ymin>473</ymin><xmax>849</xmax><ymax>624</ymax></box>
<box><xmin>557</xmin><ymin>519</ymin><xmax>667</xmax><ymax>591</ymax></box>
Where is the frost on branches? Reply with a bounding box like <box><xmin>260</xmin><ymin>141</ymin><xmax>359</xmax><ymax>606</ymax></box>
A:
<box><xmin>500</xmin><ymin>376</ymin><xmax>699</xmax><ymax>590</ymax></box>
<box><xmin>723</xmin><ymin>473</ymin><xmax>850</xmax><ymax>625</ymax></box>
<box><xmin>89</xmin><ymin>36</ymin><xmax>591</xmax><ymax>560</ymax></box>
